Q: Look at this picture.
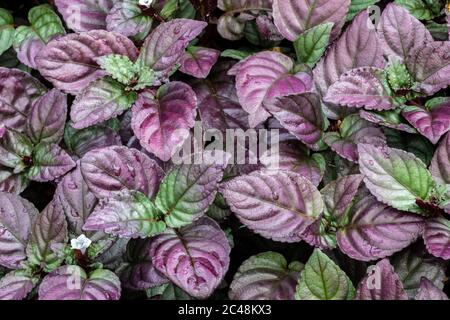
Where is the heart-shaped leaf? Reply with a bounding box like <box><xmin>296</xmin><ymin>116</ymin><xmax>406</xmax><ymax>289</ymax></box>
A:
<box><xmin>415</xmin><ymin>278</ymin><xmax>449</xmax><ymax>300</ymax></box>
<box><xmin>39</xmin><ymin>265</ymin><xmax>121</xmax><ymax>300</ymax></box>
<box><xmin>54</xmin><ymin>0</ymin><xmax>116</xmax><ymax>32</ymax></box>
<box><xmin>229</xmin><ymin>252</ymin><xmax>303</xmax><ymax>300</ymax></box>
<box><xmin>70</xmin><ymin>77</ymin><xmax>137</xmax><ymax>129</ymax></box>
<box><xmin>83</xmin><ymin>190</ymin><xmax>166</xmax><ymax>238</ymax></box>
<box><xmin>235</xmin><ymin>51</ymin><xmax>313</xmax><ymax>127</ymax></box>
<box><xmin>221</xmin><ymin>170</ymin><xmax>323</xmax><ymax>242</ymax></box>
<box><xmin>324</xmin><ymin>114</ymin><xmax>386</xmax><ymax>163</ymax></box>
<box><xmin>36</xmin><ymin>30</ymin><xmax>138</xmax><ymax>94</ymax></box>
<box><xmin>150</xmin><ymin>217</ymin><xmax>231</xmax><ymax>299</ymax></box>
<box><xmin>355</xmin><ymin>259</ymin><xmax>408</xmax><ymax>300</ymax></box>
<box><xmin>106</xmin><ymin>1</ymin><xmax>152</xmax><ymax>38</ymax></box>
<box><xmin>337</xmin><ymin>196</ymin><xmax>424</xmax><ymax>261</ymax></box>
<box><xmin>179</xmin><ymin>46</ymin><xmax>220</xmax><ymax>79</ymax></box>
<box><xmin>0</xmin><ymin>68</ymin><xmax>46</xmax><ymax>131</ymax></box>
<box><xmin>423</xmin><ymin>218</ymin><xmax>450</xmax><ymax>260</ymax></box>
<box><xmin>295</xmin><ymin>249</ymin><xmax>355</xmax><ymax>300</ymax></box>
<box><xmin>0</xmin><ymin>192</ymin><xmax>38</xmax><ymax>269</ymax></box>
<box><xmin>80</xmin><ymin>146</ymin><xmax>164</xmax><ymax>199</ymax></box>
<box><xmin>358</xmin><ymin>143</ymin><xmax>434</xmax><ymax>213</ymax></box>
<box><xmin>0</xmin><ymin>270</ymin><xmax>38</xmax><ymax>300</ymax></box>
<box><xmin>272</xmin><ymin>0</ymin><xmax>350</xmax><ymax>41</ymax></box>
<box><xmin>294</xmin><ymin>22</ymin><xmax>333</xmax><ymax>68</ymax></box>
<box><xmin>0</xmin><ymin>8</ymin><xmax>14</xmax><ymax>56</ymax></box>
<box><xmin>430</xmin><ymin>133</ymin><xmax>450</xmax><ymax>184</ymax></box>
<box><xmin>266</xmin><ymin>93</ymin><xmax>326</xmax><ymax>150</ymax></box>
<box><xmin>26</xmin><ymin>89</ymin><xmax>67</xmax><ymax>145</ymax></box>
<box><xmin>131</xmin><ymin>82</ymin><xmax>197</xmax><ymax>161</ymax></box>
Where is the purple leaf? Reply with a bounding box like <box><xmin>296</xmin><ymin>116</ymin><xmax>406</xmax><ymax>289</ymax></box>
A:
<box><xmin>220</xmin><ymin>170</ymin><xmax>323</xmax><ymax>242</ymax></box>
<box><xmin>235</xmin><ymin>51</ymin><xmax>313</xmax><ymax>128</ymax></box>
<box><xmin>0</xmin><ymin>270</ymin><xmax>38</xmax><ymax>300</ymax></box>
<box><xmin>324</xmin><ymin>67</ymin><xmax>394</xmax><ymax>111</ymax></box>
<box><xmin>28</xmin><ymin>143</ymin><xmax>76</xmax><ymax>182</ymax></box>
<box><xmin>0</xmin><ymin>126</ymin><xmax>33</xmax><ymax>171</ymax></box>
<box><xmin>324</xmin><ymin>114</ymin><xmax>387</xmax><ymax>163</ymax></box>
<box><xmin>402</xmin><ymin>101</ymin><xmax>450</xmax><ymax>144</ymax></box>
<box><xmin>0</xmin><ymin>192</ymin><xmax>38</xmax><ymax>269</ymax></box>
<box><xmin>359</xmin><ymin>110</ymin><xmax>418</xmax><ymax>133</ymax></box>
<box><xmin>265</xmin><ymin>93</ymin><xmax>325</xmax><ymax>150</ymax></box>
<box><xmin>378</xmin><ymin>3</ymin><xmax>433</xmax><ymax>61</ymax></box>
<box><xmin>430</xmin><ymin>132</ymin><xmax>450</xmax><ymax>184</ymax></box>
<box><xmin>39</xmin><ymin>265</ymin><xmax>121</xmax><ymax>300</ymax></box>
<box><xmin>70</xmin><ymin>77</ymin><xmax>137</xmax><ymax>129</ymax></box>
<box><xmin>272</xmin><ymin>0</ymin><xmax>350</xmax><ymax>41</ymax></box>
<box><xmin>36</xmin><ymin>30</ymin><xmax>138</xmax><ymax>94</ymax></box>
<box><xmin>356</xmin><ymin>259</ymin><xmax>408</xmax><ymax>300</ymax></box>
<box><xmin>229</xmin><ymin>251</ymin><xmax>302</xmax><ymax>300</ymax></box>
<box><xmin>26</xmin><ymin>89</ymin><xmax>67</xmax><ymax>145</ymax></box>
<box><xmin>150</xmin><ymin>217</ymin><xmax>231</xmax><ymax>299</ymax></box>
<box><xmin>131</xmin><ymin>82</ymin><xmax>197</xmax><ymax>161</ymax></box>
<box><xmin>15</xmin><ymin>38</ymin><xmax>47</xmax><ymax>70</ymax></box>
<box><xmin>415</xmin><ymin>278</ymin><xmax>449</xmax><ymax>300</ymax></box>
<box><xmin>0</xmin><ymin>167</ymin><xmax>27</xmax><ymax>194</ymax></box>
<box><xmin>54</xmin><ymin>0</ymin><xmax>116</xmax><ymax>32</ymax></box>
<box><xmin>407</xmin><ymin>41</ymin><xmax>450</xmax><ymax>95</ymax></box>
<box><xmin>179</xmin><ymin>47</ymin><xmax>220</xmax><ymax>79</ymax></box>
<box><xmin>424</xmin><ymin>217</ymin><xmax>450</xmax><ymax>260</ymax></box>
<box><xmin>106</xmin><ymin>1</ymin><xmax>152</xmax><ymax>38</ymax></box>
<box><xmin>119</xmin><ymin>239</ymin><xmax>168</xmax><ymax>291</ymax></box>
<box><xmin>138</xmin><ymin>19</ymin><xmax>208</xmax><ymax>77</ymax></box>
<box><xmin>255</xmin><ymin>15</ymin><xmax>283</xmax><ymax>42</ymax></box>
<box><xmin>80</xmin><ymin>146</ymin><xmax>164</xmax><ymax>199</ymax></box>
<box><xmin>26</xmin><ymin>201</ymin><xmax>68</xmax><ymax>272</ymax></box>
<box><xmin>0</xmin><ymin>68</ymin><xmax>46</xmax><ymax>131</ymax></box>
<box><xmin>313</xmin><ymin>11</ymin><xmax>384</xmax><ymax>119</ymax></box>
<box><xmin>337</xmin><ymin>196</ymin><xmax>424</xmax><ymax>261</ymax></box>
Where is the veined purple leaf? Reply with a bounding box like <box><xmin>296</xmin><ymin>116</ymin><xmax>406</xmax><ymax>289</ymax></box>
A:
<box><xmin>424</xmin><ymin>218</ymin><xmax>450</xmax><ymax>260</ymax></box>
<box><xmin>179</xmin><ymin>46</ymin><xmax>220</xmax><ymax>79</ymax></box>
<box><xmin>0</xmin><ymin>126</ymin><xmax>34</xmax><ymax>171</ymax></box>
<box><xmin>36</xmin><ymin>30</ymin><xmax>139</xmax><ymax>94</ymax></box>
<box><xmin>221</xmin><ymin>170</ymin><xmax>323</xmax><ymax>242</ymax></box>
<box><xmin>150</xmin><ymin>217</ymin><xmax>231</xmax><ymax>299</ymax></box>
<box><xmin>359</xmin><ymin>110</ymin><xmax>418</xmax><ymax>133</ymax></box>
<box><xmin>260</xmin><ymin>142</ymin><xmax>325</xmax><ymax>187</ymax></box>
<box><xmin>155</xmin><ymin>151</ymin><xmax>227</xmax><ymax>228</ymax></box>
<box><xmin>402</xmin><ymin>101</ymin><xmax>450</xmax><ymax>144</ymax></box>
<box><xmin>235</xmin><ymin>51</ymin><xmax>313</xmax><ymax>128</ymax></box>
<box><xmin>0</xmin><ymin>192</ymin><xmax>38</xmax><ymax>269</ymax></box>
<box><xmin>272</xmin><ymin>0</ymin><xmax>350</xmax><ymax>41</ymax></box>
<box><xmin>39</xmin><ymin>265</ymin><xmax>121</xmax><ymax>300</ymax></box>
<box><xmin>358</xmin><ymin>143</ymin><xmax>434</xmax><ymax>213</ymax></box>
<box><xmin>255</xmin><ymin>15</ymin><xmax>283</xmax><ymax>42</ymax></box>
<box><xmin>337</xmin><ymin>196</ymin><xmax>424</xmax><ymax>261</ymax></box>
<box><xmin>15</xmin><ymin>37</ymin><xmax>47</xmax><ymax>70</ymax></box>
<box><xmin>26</xmin><ymin>201</ymin><xmax>68</xmax><ymax>272</ymax></box>
<box><xmin>83</xmin><ymin>190</ymin><xmax>166</xmax><ymax>238</ymax></box>
<box><xmin>407</xmin><ymin>41</ymin><xmax>450</xmax><ymax>95</ymax></box>
<box><xmin>54</xmin><ymin>163</ymin><xmax>97</xmax><ymax>236</ymax></box>
<box><xmin>26</xmin><ymin>89</ymin><xmax>67</xmax><ymax>145</ymax></box>
<box><xmin>54</xmin><ymin>0</ymin><xmax>117</xmax><ymax>32</ymax></box>
<box><xmin>70</xmin><ymin>77</ymin><xmax>137</xmax><ymax>129</ymax></box>
<box><xmin>0</xmin><ymin>270</ymin><xmax>38</xmax><ymax>300</ymax></box>
<box><xmin>217</xmin><ymin>14</ymin><xmax>248</xmax><ymax>41</ymax></box>
<box><xmin>229</xmin><ymin>252</ymin><xmax>303</xmax><ymax>300</ymax></box>
<box><xmin>131</xmin><ymin>82</ymin><xmax>197</xmax><ymax>161</ymax></box>
<box><xmin>356</xmin><ymin>259</ymin><xmax>408</xmax><ymax>300</ymax></box>
<box><xmin>137</xmin><ymin>19</ymin><xmax>207</xmax><ymax>77</ymax></box>
<box><xmin>301</xmin><ymin>217</ymin><xmax>337</xmax><ymax>250</ymax></box>
<box><xmin>0</xmin><ymin>167</ymin><xmax>27</xmax><ymax>194</ymax></box>
<box><xmin>106</xmin><ymin>1</ymin><xmax>152</xmax><ymax>38</ymax></box>
<box><xmin>0</xmin><ymin>68</ymin><xmax>46</xmax><ymax>131</ymax></box>
<box><xmin>119</xmin><ymin>238</ymin><xmax>168</xmax><ymax>291</ymax></box>
<box><xmin>324</xmin><ymin>67</ymin><xmax>394</xmax><ymax>111</ymax></box>
<box><xmin>265</xmin><ymin>93</ymin><xmax>325</xmax><ymax>150</ymax></box>
<box><xmin>324</xmin><ymin>114</ymin><xmax>386</xmax><ymax>163</ymax></box>
<box><xmin>80</xmin><ymin>146</ymin><xmax>164</xmax><ymax>199</ymax></box>
<box><xmin>415</xmin><ymin>278</ymin><xmax>449</xmax><ymax>300</ymax></box>
<box><xmin>378</xmin><ymin>3</ymin><xmax>433</xmax><ymax>61</ymax></box>
<box><xmin>27</xmin><ymin>143</ymin><xmax>76</xmax><ymax>182</ymax></box>
<box><xmin>313</xmin><ymin>11</ymin><xmax>384</xmax><ymax>119</ymax></box>
<box><xmin>95</xmin><ymin>237</ymin><xmax>128</xmax><ymax>270</ymax></box>
<box><xmin>430</xmin><ymin>133</ymin><xmax>450</xmax><ymax>184</ymax></box>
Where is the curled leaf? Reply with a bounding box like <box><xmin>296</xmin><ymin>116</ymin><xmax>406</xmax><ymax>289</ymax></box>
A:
<box><xmin>424</xmin><ymin>218</ymin><xmax>450</xmax><ymax>260</ymax></box>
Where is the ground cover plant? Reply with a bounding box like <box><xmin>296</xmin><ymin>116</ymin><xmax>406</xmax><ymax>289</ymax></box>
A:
<box><xmin>0</xmin><ymin>0</ymin><xmax>450</xmax><ymax>300</ymax></box>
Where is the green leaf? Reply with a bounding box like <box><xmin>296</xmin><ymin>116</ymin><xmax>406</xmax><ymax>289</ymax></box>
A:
<box><xmin>426</xmin><ymin>21</ymin><xmax>449</xmax><ymax>41</ymax></box>
<box><xmin>221</xmin><ymin>48</ymin><xmax>256</xmax><ymax>60</ymax></box>
<box><xmin>14</xmin><ymin>4</ymin><xmax>65</xmax><ymax>49</ymax></box>
<box><xmin>96</xmin><ymin>54</ymin><xmax>136</xmax><ymax>85</ymax></box>
<box><xmin>394</xmin><ymin>0</ymin><xmax>442</xmax><ymax>20</ymax></box>
<box><xmin>384</xmin><ymin>128</ymin><xmax>434</xmax><ymax>165</ymax></box>
<box><xmin>385</xmin><ymin>60</ymin><xmax>413</xmax><ymax>92</ymax></box>
<box><xmin>347</xmin><ymin>0</ymin><xmax>380</xmax><ymax>21</ymax></box>
<box><xmin>0</xmin><ymin>8</ymin><xmax>14</xmax><ymax>56</ymax></box>
<box><xmin>358</xmin><ymin>143</ymin><xmax>434</xmax><ymax>214</ymax></box>
<box><xmin>294</xmin><ymin>23</ymin><xmax>333</xmax><ymax>67</ymax></box>
<box><xmin>0</xmin><ymin>127</ymin><xmax>34</xmax><ymax>173</ymax></box>
<box><xmin>295</xmin><ymin>249</ymin><xmax>355</xmax><ymax>300</ymax></box>
<box><xmin>146</xmin><ymin>283</ymin><xmax>193</xmax><ymax>300</ymax></box>
<box><xmin>173</xmin><ymin>0</ymin><xmax>196</xmax><ymax>19</ymax></box>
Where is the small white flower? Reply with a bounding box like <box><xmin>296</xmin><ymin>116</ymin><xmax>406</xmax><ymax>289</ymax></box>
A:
<box><xmin>139</xmin><ymin>0</ymin><xmax>154</xmax><ymax>7</ymax></box>
<box><xmin>70</xmin><ymin>234</ymin><xmax>92</xmax><ymax>254</ymax></box>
